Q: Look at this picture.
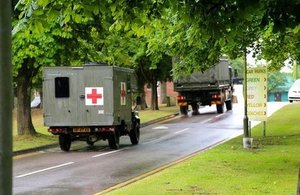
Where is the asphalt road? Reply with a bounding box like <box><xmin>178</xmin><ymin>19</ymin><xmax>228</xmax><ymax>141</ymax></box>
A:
<box><xmin>13</xmin><ymin>85</ymin><xmax>288</xmax><ymax>195</ymax></box>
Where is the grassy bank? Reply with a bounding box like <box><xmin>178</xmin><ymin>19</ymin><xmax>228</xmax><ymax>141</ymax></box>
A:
<box><xmin>13</xmin><ymin>105</ymin><xmax>179</xmax><ymax>151</ymax></box>
<box><xmin>106</xmin><ymin>103</ymin><xmax>300</xmax><ymax>194</ymax></box>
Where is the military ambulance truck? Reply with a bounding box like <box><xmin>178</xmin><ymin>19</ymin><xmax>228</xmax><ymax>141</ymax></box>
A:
<box><xmin>43</xmin><ymin>63</ymin><xmax>140</xmax><ymax>151</ymax></box>
<box><xmin>174</xmin><ymin>58</ymin><xmax>234</xmax><ymax>115</ymax></box>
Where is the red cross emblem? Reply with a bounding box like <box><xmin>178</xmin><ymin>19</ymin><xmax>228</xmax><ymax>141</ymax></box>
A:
<box><xmin>120</xmin><ymin>82</ymin><xmax>126</xmax><ymax>105</ymax></box>
<box><xmin>87</xmin><ymin>89</ymin><xmax>102</xmax><ymax>104</ymax></box>
<box><xmin>85</xmin><ymin>87</ymin><xmax>103</xmax><ymax>106</ymax></box>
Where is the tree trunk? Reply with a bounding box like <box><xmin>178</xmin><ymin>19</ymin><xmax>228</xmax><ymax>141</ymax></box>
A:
<box><xmin>151</xmin><ymin>80</ymin><xmax>159</xmax><ymax>110</ymax></box>
<box><xmin>160</xmin><ymin>82</ymin><xmax>167</xmax><ymax>104</ymax></box>
<box><xmin>140</xmin><ymin>93</ymin><xmax>148</xmax><ymax>110</ymax></box>
<box><xmin>16</xmin><ymin>64</ymin><xmax>36</xmax><ymax>135</ymax></box>
<box><xmin>138</xmin><ymin>82</ymin><xmax>147</xmax><ymax>110</ymax></box>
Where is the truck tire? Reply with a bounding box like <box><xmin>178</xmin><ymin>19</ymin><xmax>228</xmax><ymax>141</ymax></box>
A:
<box><xmin>59</xmin><ymin>134</ymin><xmax>71</xmax><ymax>151</ymax></box>
<box><xmin>216</xmin><ymin>103</ymin><xmax>224</xmax><ymax>114</ymax></box>
<box><xmin>108</xmin><ymin>130</ymin><xmax>120</xmax><ymax>149</ymax></box>
<box><xmin>191</xmin><ymin>102</ymin><xmax>199</xmax><ymax>115</ymax></box>
<box><xmin>225</xmin><ymin>99</ymin><xmax>232</xmax><ymax>110</ymax></box>
<box><xmin>130</xmin><ymin>121</ymin><xmax>140</xmax><ymax>145</ymax></box>
<box><xmin>180</xmin><ymin>106</ymin><xmax>188</xmax><ymax>115</ymax></box>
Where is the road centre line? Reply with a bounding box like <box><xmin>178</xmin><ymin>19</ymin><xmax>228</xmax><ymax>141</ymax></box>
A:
<box><xmin>143</xmin><ymin>128</ymin><xmax>191</xmax><ymax>145</ymax></box>
<box><xmin>16</xmin><ymin>148</ymin><xmax>128</xmax><ymax>178</ymax></box>
<box><xmin>16</xmin><ymin>162</ymin><xmax>74</xmax><ymax>178</ymax></box>
<box><xmin>200</xmin><ymin>118</ymin><xmax>213</xmax><ymax>124</ymax></box>
<box><xmin>215</xmin><ymin>113</ymin><xmax>226</xmax><ymax>118</ymax></box>
<box><xmin>174</xmin><ymin>128</ymin><xmax>190</xmax><ymax>134</ymax></box>
<box><xmin>198</xmin><ymin>113</ymin><xmax>226</xmax><ymax>124</ymax></box>
<box><xmin>92</xmin><ymin>148</ymin><xmax>127</xmax><ymax>158</ymax></box>
<box><xmin>143</xmin><ymin>112</ymin><xmax>224</xmax><ymax>145</ymax></box>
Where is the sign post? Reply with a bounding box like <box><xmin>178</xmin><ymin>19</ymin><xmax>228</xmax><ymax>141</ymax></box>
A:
<box><xmin>243</xmin><ymin>53</ymin><xmax>249</xmax><ymax>139</ymax></box>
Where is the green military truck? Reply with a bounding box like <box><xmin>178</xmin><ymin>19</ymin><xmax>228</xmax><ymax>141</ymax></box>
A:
<box><xmin>43</xmin><ymin>63</ymin><xmax>140</xmax><ymax>151</ymax></box>
<box><xmin>174</xmin><ymin>58</ymin><xmax>234</xmax><ymax>115</ymax></box>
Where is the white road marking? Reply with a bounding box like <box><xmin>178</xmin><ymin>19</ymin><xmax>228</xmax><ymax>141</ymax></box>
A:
<box><xmin>199</xmin><ymin>113</ymin><xmax>225</xmax><ymax>124</ymax></box>
<box><xmin>141</xmin><ymin>139</ymin><xmax>159</xmax><ymax>145</ymax></box>
<box><xmin>215</xmin><ymin>113</ymin><xmax>226</xmax><ymax>118</ymax></box>
<box><xmin>92</xmin><ymin>148</ymin><xmax>127</xmax><ymax>158</ymax></box>
<box><xmin>143</xmin><ymin>128</ymin><xmax>191</xmax><ymax>145</ymax></box>
<box><xmin>152</xmin><ymin>126</ymin><xmax>169</xmax><ymax>130</ymax></box>
<box><xmin>200</xmin><ymin>118</ymin><xmax>213</xmax><ymax>124</ymax></box>
<box><xmin>174</xmin><ymin>128</ymin><xmax>190</xmax><ymax>134</ymax></box>
<box><xmin>16</xmin><ymin>162</ymin><xmax>74</xmax><ymax>178</ymax></box>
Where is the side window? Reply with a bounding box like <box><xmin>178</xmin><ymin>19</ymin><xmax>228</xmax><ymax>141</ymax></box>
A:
<box><xmin>55</xmin><ymin>77</ymin><xmax>70</xmax><ymax>98</ymax></box>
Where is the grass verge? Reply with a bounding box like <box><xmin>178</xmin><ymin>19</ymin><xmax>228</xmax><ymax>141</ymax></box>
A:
<box><xmin>136</xmin><ymin>105</ymin><xmax>179</xmax><ymax>123</ymax></box>
<box><xmin>13</xmin><ymin>105</ymin><xmax>179</xmax><ymax>152</ymax></box>
<box><xmin>106</xmin><ymin>103</ymin><xmax>300</xmax><ymax>195</ymax></box>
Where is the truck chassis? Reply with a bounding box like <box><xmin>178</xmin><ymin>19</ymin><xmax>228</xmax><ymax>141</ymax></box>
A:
<box><xmin>177</xmin><ymin>85</ymin><xmax>233</xmax><ymax>115</ymax></box>
<box><xmin>49</xmin><ymin>111</ymin><xmax>140</xmax><ymax>151</ymax></box>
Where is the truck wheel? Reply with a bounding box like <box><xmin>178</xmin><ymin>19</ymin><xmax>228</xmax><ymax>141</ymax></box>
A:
<box><xmin>225</xmin><ymin>100</ymin><xmax>232</xmax><ymax>110</ymax></box>
<box><xmin>59</xmin><ymin>134</ymin><xmax>71</xmax><ymax>152</ymax></box>
<box><xmin>216</xmin><ymin>103</ymin><xmax>224</xmax><ymax>114</ymax></box>
<box><xmin>191</xmin><ymin>102</ymin><xmax>199</xmax><ymax>115</ymax></box>
<box><xmin>130</xmin><ymin>121</ymin><xmax>140</xmax><ymax>145</ymax></box>
<box><xmin>180</xmin><ymin>106</ymin><xmax>188</xmax><ymax>115</ymax></box>
<box><xmin>108</xmin><ymin>131</ymin><xmax>120</xmax><ymax>149</ymax></box>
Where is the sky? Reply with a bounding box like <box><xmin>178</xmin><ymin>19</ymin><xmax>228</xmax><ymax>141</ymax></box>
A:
<box><xmin>247</xmin><ymin>51</ymin><xmax>293</xmax><ymax>73</ymax></box>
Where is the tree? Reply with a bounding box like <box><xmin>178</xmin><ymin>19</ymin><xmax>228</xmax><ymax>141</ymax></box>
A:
<box><xmin>229</xmin><ymin>58</ymin><xmax>244</xmax><ymax>79</ymax></box>
<box><xmin>107</xmin><ymin>0</ymin><xmax>300</xmax><ymax>71</ymax></box>
<box><xmin>12</xmin><ymin>30</ymin><xmax>58</xmax><ymax>135</ymax></box>
<box><xmin>292</xmin><ymin>63</ymin><xmax>300</xmax><ymax>79</ymax></box>
<box><xmin>15</xmin><ymin>0</ymin><xmax>300</xmax><ymax>124</ymax></box>
<box><xmin>267</xmin><ymin>71</ymin><xmax>288</xmax><ymax>93</ymax></box>
<box><xmin>13</xmin><ymin>0</ymin><xmax>112</xmax><ymax>135</ymax></box>
<box><xmin>135</xmin><ymin>53</ymin><xmax>172</xmax><ymax>110</ymax></box>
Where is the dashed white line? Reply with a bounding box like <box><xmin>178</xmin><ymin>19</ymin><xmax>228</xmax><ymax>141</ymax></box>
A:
<box><xmin>16</xmin><ymin>148</ymin><xmax>129</xmax><ymax>178</ymax></box>
<box><xmin>152</xmin><ymin>126</ymin><xmax>169</xmax><ymax>130</ymax></box>
<box><xmin>92</xmin><ymin>148</ymin><xmax>127</xmax><ymax>158</ymax></box>
<box><xmin>143</xmin><ymin>128</ymin><xmax>191</xmax><ymax>145</ymax></box>
<box><xmin>174</xmin><ymin>128</ymin><xmax>190</xmax><ymax>134</ymax></box>
<box><xmin>16</xmin><ymin>162</ymin><xmax>74</xmax><ymax>178</ymax></box>
<box><xmin>215</xmin><ymin>113</ymin><xmax>226</xmax><ymax>118</ymax></box>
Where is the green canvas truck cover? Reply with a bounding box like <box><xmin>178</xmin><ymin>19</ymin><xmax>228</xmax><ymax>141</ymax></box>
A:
<box><xmin>174</xmin><ymin>58</ymin><xmax>231</xmax><ymax>91</ymax></box>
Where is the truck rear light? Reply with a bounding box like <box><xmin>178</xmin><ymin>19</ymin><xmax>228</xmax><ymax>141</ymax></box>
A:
<box><xmin>212</xmin><ymin>94</ymin><xmax>221</xmax><ymax>99</ymax></box>
<box><xmin>178</xmin><ymin>102</ymin><xmax>188</xmax><ymax>106</ymax></box>
<box><xmin>95</xmin><ymin>127</ymin><xmax>115</xmax><ymax>132</ymax></box>
<box><xmin>211</xmin><ymin>100</ymin><xmax>222</xmax><ymax>104</ymax></box>
<box><xmin>177</xmin><ymin>96</ymin><xmax>186</xmax><ymax>101</ymax></box>
<box><xmin>48</xmin><ymin>128</ymin><xmax>64</xmax><ymax>133</ymax></box>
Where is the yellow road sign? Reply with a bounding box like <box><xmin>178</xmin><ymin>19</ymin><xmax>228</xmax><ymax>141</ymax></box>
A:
<box><xmin>247</xmin><ymin>67</ymin><xmax>267</xmax><ymax>121</ymax></box>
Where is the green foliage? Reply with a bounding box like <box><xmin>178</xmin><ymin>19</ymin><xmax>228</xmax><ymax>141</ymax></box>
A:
<box><xmin>259</xmin><ymin>25</ymin><xmax>300</xmax><ymax>70</ymax></box>
<box><xmin>229</xmin><ymin>58</ymin><xmax>244</xmax><ymax>78</ymax></box>
<box><xmin>267</xmin><ymin>71</ymin><xmax>288</xmax><ymax>93</ymax></box>
<box><xmin>15</xmin><ymin>0</ymin><xmax>300</xmax><ymax>76</ymax></box>
<box><xmin>107</xmin><ymin>0</ymin><xmax>300</xmax><ymax>74</ymax></box>
<box><xmin>12</xmin><ymin>31</ymin><xmax>58</xmax><ymax>73</ymax></box>
<box><xmin>292</xmin><ymin>63</ymin><xmax>300</xmax><ymax>79</ymax></box>
<box><xmin>13</xmin><ymin>0</ymin><xmax>300</xmax><ymax>112</ymax></box>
